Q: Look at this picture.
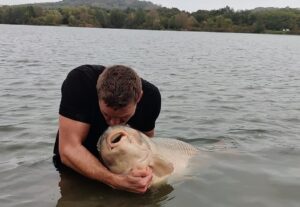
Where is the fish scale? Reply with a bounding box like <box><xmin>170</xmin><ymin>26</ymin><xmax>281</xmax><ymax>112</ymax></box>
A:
<box><xmin>152</xmin><ymin>138</ymin><xmax>199</xmax><ymax>156</ymax></box>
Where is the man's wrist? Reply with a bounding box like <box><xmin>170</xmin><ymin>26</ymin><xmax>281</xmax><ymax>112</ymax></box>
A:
<box><xmin>96</xmin><ymin>168</ymin><xmax>117</xmax><ymax>187</ymax></box>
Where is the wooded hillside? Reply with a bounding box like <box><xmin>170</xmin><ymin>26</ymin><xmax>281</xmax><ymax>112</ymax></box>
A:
<box><xmin>1</xmin><ymin>2</ymin><xmax>300</xmax><ymax>35</ymax></box>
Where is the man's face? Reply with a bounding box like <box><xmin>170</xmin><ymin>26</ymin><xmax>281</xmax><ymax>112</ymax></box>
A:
<box><xmin>99</xmin><ymin>100</ymin><xmax>137</xmax><ymax>126</ymax></box>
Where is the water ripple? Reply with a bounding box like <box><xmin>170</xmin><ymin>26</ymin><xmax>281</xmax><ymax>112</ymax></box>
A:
<box><xmin>1</xmin><ymin>25</ymin><xmax>300</xmax><ymax>207</ymax></box>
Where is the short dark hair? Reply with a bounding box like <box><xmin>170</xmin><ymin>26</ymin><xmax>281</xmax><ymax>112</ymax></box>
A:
<box><xmin>96</xmin><ymin>65</ymin><xmax>142</xmax><ymax>109</ymax></box>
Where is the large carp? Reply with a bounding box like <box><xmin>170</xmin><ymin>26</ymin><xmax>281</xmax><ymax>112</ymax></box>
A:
<box><xmin>97</xmin><ymin>125</ymin><xmax>199</xmax><ymax>186</ymax></box>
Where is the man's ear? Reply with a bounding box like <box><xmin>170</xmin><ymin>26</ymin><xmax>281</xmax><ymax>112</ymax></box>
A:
<box><xmin>137</xmin><ymin>90</ymin><xmax>143</xmax><ymax>103</ymax></box>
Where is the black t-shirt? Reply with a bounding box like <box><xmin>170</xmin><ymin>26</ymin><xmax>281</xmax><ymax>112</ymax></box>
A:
<box><xmin>53</xmin><ymin>65</ymin><xmax>161</xmax><ymax>161</ymax></box>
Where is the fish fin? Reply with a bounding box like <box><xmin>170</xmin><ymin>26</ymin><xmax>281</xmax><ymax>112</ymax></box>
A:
<box><xmin>150</xmin><ymin>155</ymin><xmax>174</xmax><ymax>177</ymax></box>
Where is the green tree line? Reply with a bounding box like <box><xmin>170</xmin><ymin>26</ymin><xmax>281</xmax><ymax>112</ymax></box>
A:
<box><xmin>0</xmin><ymin>5</ymin><xmax>300</xmax><ymax>34</ymax></box>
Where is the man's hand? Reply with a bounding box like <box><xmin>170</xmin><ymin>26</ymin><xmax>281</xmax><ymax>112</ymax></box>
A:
<box><xmin>109</xmin><ymin>167</ymin><xmax>153</xmax><ymax>194</ymax></box>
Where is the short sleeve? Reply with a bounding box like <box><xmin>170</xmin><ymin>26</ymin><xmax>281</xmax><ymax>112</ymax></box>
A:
<box><xmin>143</xmin><ymin>86</ymin><xmax>161</xmax><ymax>131</ymax></box>
<box><xmin>59</xmin><ymin>68</ymin><xmax>95</xmax><ymax>123</ymax></box>
<box><xmin>129</xmin><ymin>81</ymin><xmax>161</xmax><ymax>132</ymax></box>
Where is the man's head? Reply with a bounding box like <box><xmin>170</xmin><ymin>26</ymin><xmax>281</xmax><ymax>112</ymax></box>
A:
<box><xmin>96</xmin><ymin>65</ymin><xmax>143</xmax><ymax>125</ymax></box>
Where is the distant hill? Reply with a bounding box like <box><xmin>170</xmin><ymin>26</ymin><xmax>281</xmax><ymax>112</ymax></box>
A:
<box><xmin>36</xmin><ymin>0</ymin><xmax>160</xmax><ymax>10</ymax></box>
<box><xmin>251</xmin><ymin>7</ymin><xmax>293</xmax><ymax>12</ymax></box>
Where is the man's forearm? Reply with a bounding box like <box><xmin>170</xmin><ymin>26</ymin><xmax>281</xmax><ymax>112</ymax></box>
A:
<box><xmin>60</xmin><ymin>142</ymin><xmax>153</xmax><ymax>193</ymax></box>
<box><xmin>60</xmin><ymin>144</ymin><xmax>114</xmax><ymax>184</ymax></box>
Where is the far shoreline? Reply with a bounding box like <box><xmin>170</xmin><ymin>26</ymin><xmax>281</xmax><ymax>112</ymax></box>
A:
<box><xmin>1</xmin><ymin>23</ymin><xmax>298</xmax><ymax>36</ymax></box>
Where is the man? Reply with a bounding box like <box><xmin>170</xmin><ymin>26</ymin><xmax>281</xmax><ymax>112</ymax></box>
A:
<box><xmin>53</xmin><ymin>65</ymin><xmax>161</xmax><ymax>193</ymax></box>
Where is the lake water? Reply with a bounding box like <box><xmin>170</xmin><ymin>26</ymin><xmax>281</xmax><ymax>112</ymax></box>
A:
<box><xmin>0</xmin><ymin>24</ymin><xmax>300</xmax><ymax>207</ymax></box>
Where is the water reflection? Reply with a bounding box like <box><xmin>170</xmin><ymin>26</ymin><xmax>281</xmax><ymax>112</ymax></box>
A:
<box><xmin>56</xmin><ymin>168</ymin><xmax>174</xmax><ymax>207</ymax></box>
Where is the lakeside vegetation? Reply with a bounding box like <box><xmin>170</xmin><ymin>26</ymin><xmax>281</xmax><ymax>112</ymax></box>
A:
<box><xmin>0</xmin><ymin>5</ymin><xmax>300</xmax><ymax>34</ymax></box>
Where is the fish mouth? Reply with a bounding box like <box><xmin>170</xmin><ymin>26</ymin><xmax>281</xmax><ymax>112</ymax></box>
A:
<box><xmin>111</xmin><ymin>133</ymin><xmax>123</xmax><ymax>144</ymax></box>
<box><xmin>107</xmin><ymin>131</ymin><xmax>128</xmax><ymax>150</ymax></box>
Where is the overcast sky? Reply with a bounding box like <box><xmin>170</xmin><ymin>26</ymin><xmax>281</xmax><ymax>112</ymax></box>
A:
<box><xmin>1</xmin><ymin>0</ymin><xmax>300</xmax><ymax>11</ymax></box>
